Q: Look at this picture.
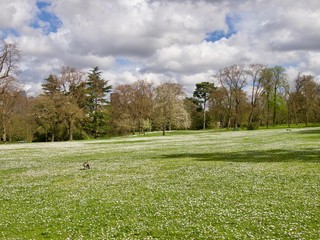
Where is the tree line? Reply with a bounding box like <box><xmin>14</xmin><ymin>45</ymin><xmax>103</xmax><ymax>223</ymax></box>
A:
<box><xmin>1</xmin><ymin>41</ymin><xmax>320</xmax><ymax>142</ymax></box>
<box><xmin>191</xmin><ymin>64</ymin><xmax>320</xmax><ymax>130</ymax></box>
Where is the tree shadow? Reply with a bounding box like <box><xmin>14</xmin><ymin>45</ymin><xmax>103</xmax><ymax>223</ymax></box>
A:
<box><xmin>161</xmin><ymin>149</ymin><xmax>320</xmax><ymax>163</ymax></box>
<box><xmin>296</xmin><ymin>128</ymin><xmax>320</xmax><ymax>134</ymax></box>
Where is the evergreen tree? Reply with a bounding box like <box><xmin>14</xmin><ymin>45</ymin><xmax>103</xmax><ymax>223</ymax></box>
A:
<box><xmin>84</xmin><ymin>67</ymin><xmax>112</xmax><ymax>138</ymax></box>
<box><xmin>193</xmin><ymin>82</ymin><xmax>216</xmax><ymax>129</ymax></box>
<box><xmin>41</xmin><ymin>75</ymin><xmax>61</xmax><ymax>95</ymax></box>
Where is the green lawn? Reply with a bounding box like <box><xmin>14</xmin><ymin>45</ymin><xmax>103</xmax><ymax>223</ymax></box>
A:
<box><xmin>0</xmin><ymin>128</ymin><xmax>319</xmax><ymax>239</ymax></box>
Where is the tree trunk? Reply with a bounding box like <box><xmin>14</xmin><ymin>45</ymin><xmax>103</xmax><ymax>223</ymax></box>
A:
<box><xmin>203</xmin><ymin>101</ymin><xmax>206</xmax><ymax>130</ymax></box>
<box><xmin>266</xmin><ymin>94</ymin><xmax>270</xmax><ymax>129</ymax></box>
<box><xmin>2</xmin><ymin>131</ymin><xmax>6</xmax><ymax>142</ymax></box>
<box><xmin>287</xmin><ymin>102</ymin><xmax>291</xmax><ymax>128</ymax></box>
<box><xmin>162</xmin><ymin>123</ymin><xmax>166</xmax><ymax>136</ymax></box>
<box><xmin>226</xmin><ymin>107</ymin><xmax>232</xmax><ymax>129</ymax></box>
<box><xmin>249</xmin><ymin>86</ymin><xmax>255</xmax><ymax>125</ymax></box>
<box><xmin>68</xmin><ymin>120</ymin><xmax>73</xmax><ymax>141</ymax></box>
<box><xmin>273</xmin><ymin>86</ymin><xmax>277</xmax><ymax>126</ymax></box>
<box><xmin>51</xmin><ymin>132</ymin><xmax>55</xmax><ymax>142</ymax></box>
<box><xmin>248</xmin><ymin>109</ymin><xmax>254</xmax><ymax>125</ymax></box>
<box><xmin>1</xmin><ymin>114</ymin><xmax>7</xmax><ymax>141</ymax></box>
<box><xmin>234</xmin><ymin>102</ymin><xmax>240</xmax><ymax>130</ymax></box>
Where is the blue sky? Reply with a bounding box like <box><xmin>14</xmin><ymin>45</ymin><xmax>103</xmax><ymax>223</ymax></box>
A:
<box><xmin>205</xmin><ymin>16</ymin><xmax>237</xmax><ymax>42</ymax></box>
<box><xmin>30</xmin><ymin>1</ymin><xmax>62</xmax><ymax>34</ymax></box>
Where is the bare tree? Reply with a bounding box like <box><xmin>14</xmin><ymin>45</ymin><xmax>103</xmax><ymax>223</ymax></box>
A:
<box><xmin>111</xmin><ymin>85</ymin><xmax>137</xmax><ymax>135</ymax></box>
<box><xmin>0</xmin><ymin>41</ymin><xmax>20</xmax><ymax>82</ymax></box>
<box><xmin>60</xmin><ymin>66</ymin><xmax>86</xmax><ymax>96</ymax></box>
<box><xmin>216</xmin><ymin>64</ymin><xmax>248</xmax><ymax>129</ymax></box>
<box><xmin>260</xmin><ymin>68</ymin><xmax>274</xmax><ymax>128</ymax></box>
<box><xmin>0</xmin><ymin>41</ymin><xmax>20</xmax><ymax>106</ymax></box>
<box><xmin>0</xmin><ymin>86</ymin><xmax>20</xmax><ymax>141</ymax></box>
<box><xmin>0</xmin><ymin>41</ymin><xmax>20</xmax><ymax>141</ymax></box>
<box><xmin>131</xmin><ymin>80</ymin><xmax>153</xmax><ymax>134</ymax></box>
<box><xmin>112</xmin><ymin>80</ymin><xmax>153</xmax><ymax>135</ymax></box>
<box><xmin>247</xmin><ymin>64</ymin><xmax>265</xmax><ymax>126</ymax></box>
<box><xmin>209</xmin><ymin>86</ymin><xmax>229</xmax><ymax>128</ymax></box>
<box><xmin>291</xmin><ymin>74</ymin><xmax>319</xmax><ymax>126</ymax></box>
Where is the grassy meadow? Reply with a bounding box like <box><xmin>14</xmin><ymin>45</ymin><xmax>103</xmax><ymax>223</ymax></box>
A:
<box><xmin>0</xmin><ymin>128</ymin><xmax>320</xmax><ymax>239</ymax></box>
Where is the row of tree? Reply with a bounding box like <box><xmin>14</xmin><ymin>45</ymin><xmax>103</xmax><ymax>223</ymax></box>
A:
<box><xmin>214</xmin><ymin>64</ymin><xmax>320</xmax><ymax>130</ymax></box>
<box><xmin>1</xmin><ymin>41</ymin><xmax>320</xmax><ymax>142</ymax></box>
<box><xmin>192</xmin><ymin>64</ymin><xmax>320</xmax><ymax>130</ymax></box>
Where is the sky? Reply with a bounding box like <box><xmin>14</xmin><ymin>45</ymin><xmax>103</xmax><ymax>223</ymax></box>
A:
<box><xmin>1</xmin><ymin>0</ymin><xmax>320</xmax><ymax>96</ymax></box>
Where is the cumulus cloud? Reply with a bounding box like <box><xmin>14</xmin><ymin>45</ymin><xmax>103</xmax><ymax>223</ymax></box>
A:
<box><xmin>49</xmin><ymin>0</ymin><xmax>227</xmax><ymax>57</ymax></box>
<box><xmin>1</xmin><ymin>0</ymin><xmax>320</xmax><ymax>95</ymax></box>
<box><xmin>0</xmin><ymin>0</ymin><xmax>36</xmax><ymax>30</ymax></box>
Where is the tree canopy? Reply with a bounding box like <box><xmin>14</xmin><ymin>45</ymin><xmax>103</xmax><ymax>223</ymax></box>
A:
<box><xmin>1</xmin><ymin>43</ymin><xmax>320</xmax><ymax>142</ymax></box>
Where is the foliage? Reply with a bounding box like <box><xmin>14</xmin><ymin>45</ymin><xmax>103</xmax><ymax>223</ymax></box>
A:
<box><xmin>2</xmin><ymin>58</ymin><xmax>320</xmax><ymax>141</ymax></box>
<box><xmin>193</xmin><ymin>82</ymin><xmax>216</xmax><ymax>129</ymax></box>
<box><xmin>111</xmin><ymin>80</ymin><xmax>153</xmax><ymax>135</ymax></box>
<box><xmin>246</xmin><ymin>122</ymin><xmax>259</xmax><ymax>130</ymax></box>
<box><xmin>215</xmin><ymin>64</ymin><xmax>248</xmax><ymax>130</ymax></box>
<box><xmin>84</xmin><ymin>67</ymin><xmax>112</xmax><ymax>138</ymax></box>
<box><xmin>32</xmin><ymin>66</ymin><xmax>112</xmax><ymax>141</ymax></box>
<box><xmin>290</xmin><ymin>74</ymin><xmax>319</xmax><ymax>126</ymax></box>
<box><xmin>33</xmin><ymin>94</ymin><xmax>64</xmax><ymax>142</ymax></box>
<box><xmin>153</xmin><ymin>82</ymin><xmax>190</xmax><ymax>135</ymax></box>
<box><xmin>184</xmin><ymin>97</ymin><xmax>204</xmax><ymax>130</ymax></box>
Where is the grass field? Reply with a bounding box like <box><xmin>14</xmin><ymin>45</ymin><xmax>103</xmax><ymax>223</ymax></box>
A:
<box><xmin>0</xmin><ymin>128</ymin><xmax>320</xmax><ymax>239</ymax></box>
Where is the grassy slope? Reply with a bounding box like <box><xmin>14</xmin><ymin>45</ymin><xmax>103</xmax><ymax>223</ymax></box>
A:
<box><xmin>0</xmin><ymin>128</ymin><xmax>319</xmax><ymax>239</ymax></box>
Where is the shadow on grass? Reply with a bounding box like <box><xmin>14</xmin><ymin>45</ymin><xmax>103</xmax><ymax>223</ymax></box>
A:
<box><xmin>161</xmin><ymin>149</ymin><xmax>320</xmax><ymax>163</ymax></box>
<box><xmin>296</xmin><ymin>128</ymin><xmax>320</xmax><ymax>134</ymax></box>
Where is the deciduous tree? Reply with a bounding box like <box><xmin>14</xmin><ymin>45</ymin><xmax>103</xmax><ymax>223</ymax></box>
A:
<box><xmin>247</xmin><ymin>64</ymin><xmax>265</xmax><ymax>127</ymax></box>
<box><xmin>0</xmin><ymin>41</ymin><xmax>20</xmax><ymax>141</ymax></box>
<box><xmin>153</xmin><ymin>82</ymin><xmax>190</xmax><ymax>135</ymax></box>
<box><xmin>0</xmin><ymin>86</ymin><xmax>20</xmax><ymax>141</ymax></box>
<box><xmin>291</xmin><ymin>74</ymin><xmax>319</xmax><ymax>126</ymax></box>
<box><xmin>216</xmin><ymin>64</ymin><xmax>248</xmax><ymax>129</ymax></box>
<box><xmin>0</xmin><ymin>41</ymin><xmax>20</xmax><ymax>85</ymax></box>
<box><xmin>34</xmin><ymin>67</ymin><xmax>86</xmax><ymax>141</ymax></box>
<box><xmin>271</xmin><ymin>66</ymin><xmax>288</xmax><ymax>125</ymax></box>
<box><xmin>34</xmin><ymin>94</ymin><xmax>64</xmax><ymax>142</ymax></box>
<box><xmin>260</xmin><ymin>68</ymin><xmax>274</xmax><ymax>128</ymax></box>
<box><xmin>112</xmin><ymin>80</ymin><xmax>153</xmax><ymax>135</ymax></box>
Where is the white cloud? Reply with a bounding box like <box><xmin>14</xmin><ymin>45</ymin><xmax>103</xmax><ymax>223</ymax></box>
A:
<box><xmin>49</xmin><ymin>0</ymin><xmax>226</xmax><ymax>57</ymax></box>
<box><xmin>0</xmin><ymin>0</ymin><xmax>37</xmax><ymax>30</ymax></box>
<box><xmin>146</xmin><ymin>39</ymin><xmax>241</xmax><ymax>74</ymax></box>
<box><xmin>1</xmin><ymin>0</ymin><xmax>320</xmax><ymax>95</ymax></box>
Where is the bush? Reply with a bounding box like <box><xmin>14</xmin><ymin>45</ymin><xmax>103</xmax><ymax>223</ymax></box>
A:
<box><xmin>247</xmin><ymin>123</ymin><xmax>259</xmax><ymax>130</ymax></box>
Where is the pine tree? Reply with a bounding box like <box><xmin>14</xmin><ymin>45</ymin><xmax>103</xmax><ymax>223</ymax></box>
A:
<box><xmin>193</xmin><ymin>82</ymin><xmax>216</xmax><ymax>129</ymax></box>
<box><xmin>41</xmin><ymin>75</ymin><xmax>61</xmax><ymax>95</ymax></box>
<box><xmin>84</xmin><ymin>67</ymin><xmax>112</xmax><ymax>138</ymax></box>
